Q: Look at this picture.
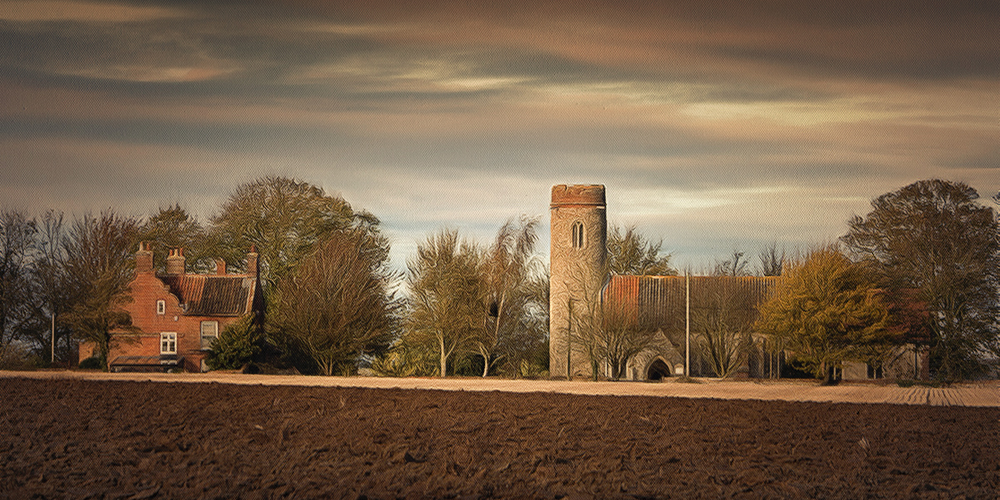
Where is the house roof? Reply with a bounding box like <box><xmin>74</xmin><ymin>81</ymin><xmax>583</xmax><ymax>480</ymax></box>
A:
<box><xmin>161</xmin><ymin>274</ymin><xmax>257</xmax><ymax>317</ymax></box>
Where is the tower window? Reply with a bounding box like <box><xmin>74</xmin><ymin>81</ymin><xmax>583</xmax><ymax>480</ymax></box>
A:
<box><xmin>571</xmin><ymin>221</ymin><xmax>585</xmax><ymax>248</ymax></box>
<box><xmin>156</xmin><ymin>300</ymin><xmax>165</xmax><ymax>315</ymax></box>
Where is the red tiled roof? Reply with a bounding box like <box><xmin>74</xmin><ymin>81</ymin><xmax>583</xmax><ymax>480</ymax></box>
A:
<box><xmin>603</xmin><ymin>275</ymin><xmax>781</xmax><ymax>328</ymax></box>
<box><xmin>161</xmin><ymin>274</ymin><xmax>257</xmax><ymax>317</ymax></box>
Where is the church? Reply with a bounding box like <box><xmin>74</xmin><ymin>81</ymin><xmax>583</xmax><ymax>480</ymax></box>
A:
<box><xmin>547</xmin><ymin>184</ymin><xmax>920</xmax><ymax>381</ymax></box>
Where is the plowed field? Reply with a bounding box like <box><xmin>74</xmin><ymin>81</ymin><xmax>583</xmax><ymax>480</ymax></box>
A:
<box><xmin>2</xmin><ymin>377</ymin><xmax>999</xmax><ymax>499</ymax></box>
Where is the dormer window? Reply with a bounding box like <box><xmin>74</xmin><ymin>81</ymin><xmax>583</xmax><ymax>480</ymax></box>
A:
<box><xmin>156</xmin><ymin>300</ymin><xmax>165</xmax><ymax>315</ymax></box>
<box><xmin>571</xmin><ymin>221</ymin><xmax>585</xmax><ymax>248</ymax></box>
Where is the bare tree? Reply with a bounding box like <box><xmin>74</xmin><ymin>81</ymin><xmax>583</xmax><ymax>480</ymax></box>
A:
<box><xmin>271</xmin><ymin>229</ymin><xmax>402</xmax><ymax>375</ymax></box>
<box><xmin>0</xmin><ymin>210</ymin><xmax>37</xmax><ymax>366</ymax></box>
<box><xmin>842</xmin><ymin>179</ymin><xmax>1000</xmax><ymax>380</ymax></box>
<box><xmin>569</xmin><ymin>263</ymin><xmax>660</xmax><ymax>380</ymax></box>
<box><xmin>714</xmin><ymin>249</ymin><xmax>750</xmax><ymax>277</ymax></box>
<box><xmin>757</xmin><ymin>242</ymin><xmax>785</xmax><ymax>277</ymax></box>
<box><xmin>61</xmin><ymin>211</ymin><xmax>140</xmax><ymax>368</ymax></box>
<box><xmin>475</xmin><ymin>216</ymin><xmax>545</xmax><ymax>377</ymax></box>
<box><xmin>607</xmin><ymin>224</ymin><xmax>676</xmax><ymax>276</ymax></box>
<box><xmin>28</xmin><ymin>210</ymin><xmax>73</xmax><ymax>364</ymax></box>
<box><xmin>690</xmin><ymin>278</ymin><xmax>757</xmax><ymax>378</ymax></box>
<box><xmin>405</xmin><ymin>229</ymin><xmax>483</xmax><ymax>377</ymax></box>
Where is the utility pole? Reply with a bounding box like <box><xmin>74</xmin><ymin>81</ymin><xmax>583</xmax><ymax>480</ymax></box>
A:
<box><xmin>50</xmin><ymin>311</ymin><xmax>55</xmax><ymax>364</ymax></box>
<box><xmin>685</xmin><ymin>270</ymin><xmax>690</xmax><ymax>377</ymax></box>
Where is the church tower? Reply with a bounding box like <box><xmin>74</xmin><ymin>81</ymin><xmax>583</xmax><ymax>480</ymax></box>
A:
<box><xmin>549</xmin><ymin>184</ymin><xmax>607</xmax><ymax>379</ymax></box>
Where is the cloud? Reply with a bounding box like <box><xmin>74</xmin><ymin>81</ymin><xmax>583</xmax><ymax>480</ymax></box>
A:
<box><xmin>1</xmin><ymin>0</ymin><xmax>186</xmax><ymax>22</ymax></box>
<box><xmin>1</xmin><ymin>0</ymin><xmax>998</xmax><ymax>272</ymax></box>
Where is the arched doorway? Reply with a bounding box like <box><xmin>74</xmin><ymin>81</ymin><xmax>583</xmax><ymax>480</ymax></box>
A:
<box><xmin>647</xmin><ymin>358</ymin><xmax>671</xmax><ymax>381</ymax></box>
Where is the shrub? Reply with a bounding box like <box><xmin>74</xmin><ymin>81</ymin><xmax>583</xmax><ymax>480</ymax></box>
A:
<box><xmin>206</xmin><ymin>315</ymin><xmax>262</xmax><ymax>370</ymax></box>
<box><xmin>78</xmin><ymin>357</ymin><xmax>103</xmax><ymax>370</ymax></box>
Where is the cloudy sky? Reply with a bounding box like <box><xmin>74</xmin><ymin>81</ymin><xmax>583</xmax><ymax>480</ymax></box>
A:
<box><xmin>2</xmin><ymin>0</ymin><xmax>998</xmax><ymax>271</ymax></box>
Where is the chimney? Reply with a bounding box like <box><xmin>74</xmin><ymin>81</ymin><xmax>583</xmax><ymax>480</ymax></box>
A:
<box><xmin>214</xmin><ymin>258</ymin><xmax>227</xmax><ymax>275</ymax></box>
<box><xmin>136</xmin><ymin>242</ymin><xmax>153</xmax><ymax>273</ymax></box>
<box><xmin>246</xmin><ymin>245</ymin><xmax>259</xmax><ymax>277</ymax></box>
<box><xmin>165</xmin><ymin>248</ymin><xmax>186</xmax><ymax>276</ymax></box>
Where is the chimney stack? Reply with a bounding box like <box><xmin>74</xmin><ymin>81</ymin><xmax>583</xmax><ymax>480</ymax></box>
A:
<box><xmin>165</xmin><ymin>248</ymin><xmax>186</xmax><ymax>276</ymax></box>
<box><xmin>214</xmin><ymin>258</ymin><xmax>227</xmax><ymax>275</ymax></box>
<box><xmin>246</xmin><ymin>245</ymin><xmax>259</xmax><ymax>277</ymax></box>
<box><xmin>136</xmin><ymin>242</ymin><xmax>153</xmax><ymax>273</ymax></box>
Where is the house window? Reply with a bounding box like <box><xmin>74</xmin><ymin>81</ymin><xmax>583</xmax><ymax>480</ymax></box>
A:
<box><xmin>200</xmin><ymin>321</ymin><xmax>218</xmax><ymax>350</ymax></box>
<box><xmin>156</xmin><ymin>300</ymin><xmax>165</xmax><ymax>315</ymax></box>
<box><xmin>160</xmin><ymin>332</ymin><xmax>177</xmax><ymax>355</ymax></box>
<box><xmin>571</xmin><ymin>221</ymin><xmax>585</xmax><ymax>249</ymax></box>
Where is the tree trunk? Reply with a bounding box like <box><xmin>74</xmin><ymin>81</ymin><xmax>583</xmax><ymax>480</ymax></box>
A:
<box><xmin>439</xmin><ymin>336</ymin><xmax>448</xmax><ymax>378</ymax></box>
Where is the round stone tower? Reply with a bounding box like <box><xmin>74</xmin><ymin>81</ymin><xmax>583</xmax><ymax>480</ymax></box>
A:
<box><xmin>549</xmin><ymin>184</ymin><xmax>607</xmax><ymax>379</ymax></box>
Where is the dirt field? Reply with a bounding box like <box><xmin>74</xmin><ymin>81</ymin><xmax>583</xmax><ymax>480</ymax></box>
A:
<box><xmin>3</xmin><ymin>377</ymin><xmax>999</xmax><ymax>499</ymax></box>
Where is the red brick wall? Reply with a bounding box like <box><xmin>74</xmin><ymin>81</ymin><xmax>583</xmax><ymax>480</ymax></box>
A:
<box><xmin>98</xmin><ymin>269</ymin><xmax>244</xmax><ymax>372</ymax></box>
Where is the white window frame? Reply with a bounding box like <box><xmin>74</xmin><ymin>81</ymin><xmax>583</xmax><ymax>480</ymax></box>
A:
<box><xmin>156</xmin><ymin>300</ymin><xmax>166</xmax><ymax>315</ymax></box>
<box><xmin>160</xmin><ymin>332</ymin><xmax>177</xmax><ymax>355</ymax></box>
<box><xmin>200</xmin><ymin>321</ymin><xmax>219</xmax><ymax>350</ymax></box>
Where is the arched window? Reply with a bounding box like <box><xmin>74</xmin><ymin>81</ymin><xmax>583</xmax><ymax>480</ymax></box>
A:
<box><xmin>571</xmin><ymin>221</ymin><xmax>585</xmax><ymax>248</ymax></box>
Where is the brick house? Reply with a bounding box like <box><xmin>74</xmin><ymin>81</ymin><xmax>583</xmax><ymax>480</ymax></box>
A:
<box><xmin>80</xmin><ymin>243</ymin><xmax>263</xmax><ymax>373</ymax></box>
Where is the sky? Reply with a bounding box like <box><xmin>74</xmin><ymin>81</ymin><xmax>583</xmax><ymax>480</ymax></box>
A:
<box><xmin>2</xmin><ymin>0</ymin><xmax>998</xmax><ymax>272</ymax></box>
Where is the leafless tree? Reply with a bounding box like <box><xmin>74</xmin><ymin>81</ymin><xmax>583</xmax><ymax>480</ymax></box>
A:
<box><xmin>61</xmin><ymin>211</ymin><xmax>140</xmax><ymax>368</ymax></box>
<box><xmin>0</xmin><ymin>210</ymin><xmax>37</xmax><ymax>366</ymax></box>
<box><xmin>271</xmin><ymin>229</ymin><xmax>401</xmax><ymax>376</ymax></box>
<box><xmin>714</xmin><ymin>249</ymin><xmax>750</xmax><ymax>276</ymax></box>
<box><xmin>757</xmin><ymin>242</ymin><xmax>785</xmax><ymax>277</ymax></box>
<box><xmin>690</xmin><ymin>278</ymin><xmax>756</xmax><ymax>378</ymax></box>
<box><xmin>569</xmin><ymin>263</ymin><xmax>660</xmax><ymax>380</ymax></box>
<box><xmin>475</xmin><ymin>216</ymin><xmax>545</xmax><ymax>377</ymax></box>
<box><xmin>405</xmin><ymin>229</ymin><xmax>483</xmax><ymax>377</ymax></box>
<box><xmin>607</xmin><ymin>224</ymin><xmax>676</xmax><ymax>276</ymax></box>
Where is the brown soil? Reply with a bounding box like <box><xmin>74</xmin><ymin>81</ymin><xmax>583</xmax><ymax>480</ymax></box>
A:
<box><xmin>2</xmin><ymin>377</ymin><xmax>999</xmax><ymax>499</ymax></box>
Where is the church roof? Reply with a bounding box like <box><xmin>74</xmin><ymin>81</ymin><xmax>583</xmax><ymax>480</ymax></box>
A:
<box><xmin>603</xmin><ymin>275</ymin><xmax>781</xmax><ymax>328</ymax></box>
<box><xmin>160</xmin><ymin>274</ymin><xmax>257</xmax><ymax>317</ymax></box>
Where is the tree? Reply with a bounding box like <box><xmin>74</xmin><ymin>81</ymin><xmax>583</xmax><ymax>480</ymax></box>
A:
<box><xmin>208</xmin><ymin>176</ymin><xmax>383</xmax><ymax>290</ymax></box>
<box><xmin>691</xmin><ymin>278</ymin><xmax>757</xmax><ymax>378</ymax></box>
<box><xmin>61</xmin><ymin>211</ymin><xmax>140</xmax><ymax>368</ymax></box>
<box><xmin>205</xmin><ymin>314</ymin><xmax>262</xmax><ymax>371</ymax></box>
<box><xmin>842</xmin><ymin>179</ymin><xmax>1000</xmax><ymax>380</ymax></box>
<box><xmin>607</xmin><ymin>224</ymin><xmax>676</xmax><ymax>276</ymax></box>
<box><xmin>0</xmin><ymin>210</ymin><xmax>37</xmax><ymax>366</ymax></box>
<box><xmin>569</xmin><ymin>262</ymin><xmax>661</xmax><ymax>380</ymax></box>
<box><xmin>714</xmin><ymin>249</ymin><xmax>750</xmax><ymax>277</ymax></box>
<box><xmin>270</xmin><ymin>229</ymin><xmax>401</xmax><ymax>376</ymax></box>
<box><xmin>405</xmin><ymin>229</ymin><xmax>482</xmax><ymax>377</ymax></box>
<box><xmin>137</xmin><ymin>204</ymin><xmax>208</xmax><ymax>273</ymax></box>
<box><xmin>26</xmin><ymin>210</ymin><xmax>74</xmax><ymax>364</ymax></box>
<box><xmin>757</xmin><ymin>242</ymin><xmax>785</xmax><ymax>277</ymax></box>
<box><xmin>474</xmin><ymin>216</ymin><xmax>546</xmax><ymax>377</ymax></box>
<box><xmin>756</xmin><ymin>247</ymin><xmax>896</xmax><ymax>383</ymax></box>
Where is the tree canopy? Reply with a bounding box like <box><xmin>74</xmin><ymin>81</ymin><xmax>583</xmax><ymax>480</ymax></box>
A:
<box><xmin>404</xmin><ymin>229</ymin><xmax>483</xmax><ymax>377</ymax></box>
<box><xmin>209</xmin><ymin>176</ymin><xmax>384</xmax><ymax>290</ymax></box>
<box><xmin>270</xmin><ymin>229</ymin><xmax>401</xmax><ymax>375</ymax></box>
<box><xmin>841</xmin><ymin>179</ymin><xmax>1000</xmax><ymax>380</ymax></box>
<box><xmin>756</xmin><ymin>247</ymin><xmax>896</xmax><ymax>382</ymax></box>
<box><xmin>138</xmin><ymin>204</ymin><xmax>207</xmax><ymax>273</ymax></box>
<box><xmin>607</xmin><ymin>224</ymin><xmax>676</xmax><ymax>276</ymax></box>
<box><xmin>61</xmin><ymin>211</ymin><xmax>141</xmax><ymax>367</ymax></box>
